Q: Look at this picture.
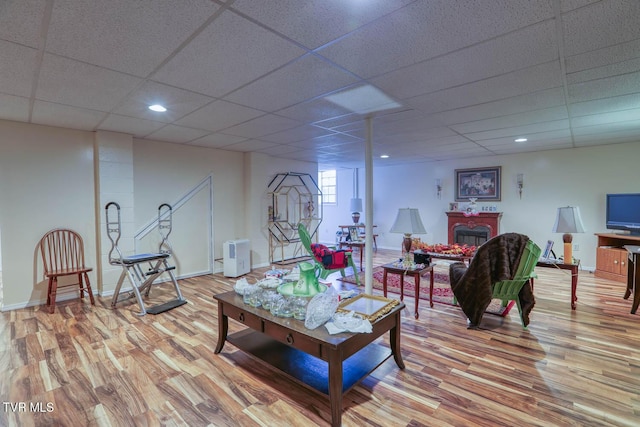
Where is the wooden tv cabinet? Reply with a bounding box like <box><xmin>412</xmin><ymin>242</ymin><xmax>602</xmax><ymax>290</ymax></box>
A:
<box><xmin>595</xmin><ymin>233</ymin><xmax>640</xmax><ymax>282</ymax></box>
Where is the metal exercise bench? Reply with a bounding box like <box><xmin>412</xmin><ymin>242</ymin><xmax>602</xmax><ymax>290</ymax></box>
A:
<box><xmin>106</xmin><ymin>202</ymin><xmax>187</xmax><ymax>316</ymax></box>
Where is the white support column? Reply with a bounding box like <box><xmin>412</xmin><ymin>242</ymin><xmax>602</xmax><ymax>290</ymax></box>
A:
<box><xmin>95</xmin><ymin>131</ymin><xmax>135</xmax><ymax>296</ymax></box>
<box><xmin>364</xmin><ymin>116</ymin><xmax>374</xmax><ymax>295</ymax></box>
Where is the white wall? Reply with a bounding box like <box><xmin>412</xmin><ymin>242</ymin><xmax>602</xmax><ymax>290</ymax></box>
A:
<box><xmin>0</xmin><ymin>120</ymin><xmax>96</xmax><ymax>309</ymax></box>
<box><xmin>3</xmin><ymin>116</ymin><xmax>637</xmax><ymax>309</ymax></box>
<box><xmin>0</xmin><ymin>119</ymin><xmax>313</xmax><ymax>310</ymax></box>
<box><xmin>320</xmin><ymin>140</ymin><xmax>640</xmax><ymax>270</ymax></box>
<box><xmin>132</xmin><ymin>139</ymin><xmax>245</xmax><ymax>275</ymax></box>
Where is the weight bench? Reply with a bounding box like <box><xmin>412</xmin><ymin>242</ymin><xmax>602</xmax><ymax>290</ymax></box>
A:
<box><xmin>106</xmin><ymin>202</ymin><xmax>187</xmax><ymax>316</ymax></box>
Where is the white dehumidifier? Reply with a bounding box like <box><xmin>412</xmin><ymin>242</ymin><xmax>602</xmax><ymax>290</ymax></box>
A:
<box><xmin>223</xmin><ymin>239</ymin><xmax>250</xmax><ymax>277</ymax></box>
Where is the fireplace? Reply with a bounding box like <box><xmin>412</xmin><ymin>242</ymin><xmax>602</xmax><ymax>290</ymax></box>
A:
<box><xmin>455</xmin><ymin>225</ymin><xmax>490</xmax><ymax>246</ymax></box>
<box><xmin>446</xmin><ymin>212</ymin><xmax>502</xmax><ymax>245</ymax></box>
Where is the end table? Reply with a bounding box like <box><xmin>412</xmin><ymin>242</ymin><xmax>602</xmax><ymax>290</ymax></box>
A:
<box><xmin>381</xmin><ymin>263</ymin><xmax>434</xmax><ymax>319</ymax></box>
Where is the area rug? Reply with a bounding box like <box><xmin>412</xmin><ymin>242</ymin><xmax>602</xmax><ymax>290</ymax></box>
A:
<box><xmin>339</xmin><ymin>263</ymin><xmax>515</xmax><ymax>317</ymax></box>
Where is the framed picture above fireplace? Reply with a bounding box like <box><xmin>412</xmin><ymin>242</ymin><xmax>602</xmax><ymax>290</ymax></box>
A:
<box><xmin>455</xmin><ymin>166</ymin><xmax>501</xmax><ymax>201</ymax></box>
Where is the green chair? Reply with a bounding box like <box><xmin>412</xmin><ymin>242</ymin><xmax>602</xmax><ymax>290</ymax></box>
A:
<box><xmin>490</xmin><ymin>239</ymin><xmax>541</xmax><ymax>328</ymax></box>
<box><xmin>298</xmin><ymin>223</ymin><xmax>359</xmax><ymax>285</ymax></box>
<box><xmin>451</xmin><ymin>234</ymin><xmax>541</xmax><ymax>329</ymax></box>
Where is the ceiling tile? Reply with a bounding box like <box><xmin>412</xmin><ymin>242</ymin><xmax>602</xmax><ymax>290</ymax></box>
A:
<box><xmin>256</xmin><ymin>144</ymin><xmax>306</xmax><ymax>157</ymax></box>
<box><xmin>260</xmin><ymin>125</ymin><xmax>334</xmax><ymax>144</ymax></box>
<box><xmin>421</xmin><ymin>135</ymin><xmax>472</xmax><ymax>148</ymax></box>
<box><xmin>232</xmin><ymin>0</ymin><xmax>413</xmax><ymax>49</ymax></box>
<box><xmin>0</xmin><ymin>0</ymin><xmax>46</xmax><ymax>47</ymax></box>
<box><xmin>375</xmin><ymin>130</ymin><xmax>461</xmax><ymax>148</ymax></box>
<box><xmin>221</xmin><ymin>139</ymin><xmax>280</xmax><ymax>152</ymax></box>
<box><xmin>224</xmin><ymin>55</ymin><xmax>359</xmax><ymax>111</ymax></box>
<box><xmin>318</xmin><ymin>0</ymin><xmax>554</xmax><ymax>78</ymax></box>
<box><xmin>222</xmin><ymin>114</ymin><xmax>301</xmax><ymax>139</ymax></box>
<box><xmin>99</xmin><ymin>114</ymin><xmax>166</xmax><ymax>137</ymax></box>
<box><xmin>565</xmin><ymin>38</ymin><xmax>640</xmax><ymax>74</ymax></box>
<box><xmin>416</xmin><ymin>141</ymin><xmax>488</xmax><ymax>154</ymax></box>
<box><xmin>372</xmin><ymin>20</ymin><xmax>558</xmax><ymax>100</ymax></box>
<box><xmin>145</xmin><ymin>124</ymin><xmax>210</xmax><ymax>143</ymax></box>
<box><xmin>490</xmin><ymin>139</ymin><xmax>574</xmax><ymax>154</ymax></box>
<box><xmin>280</xmin><ymin>150</ymin><xmax>329</xmax><ymax>163</ymax></box>
<box><xmin>475</xmin><ymin>130</ymin><xmax>572</xmax><ymax>147</ymax></box>
<box><xmin>1</xmin><ymin>1</ymin><xmax>639</xmax><ymax>168</ymax></box>
<box><xmin>464</xmin><ymin>119</ymin><xmax>570</xmax><ymax>141</ymax></box>
<box><xmin>569</xmin><ymin>93</ymin><xmax>640</xmax><ymax>117</ymax></box>
<box><xmin>374</xmin><ymin>116</ymin><xmax>450</xmax><ymax>137</ymax></box>
<box><xmin>152</xmin><ymin>10</ymin><xmax>306</xmax><ymax>97</ymax></box>
<box><xmin>432</xmin><ymin>88</ymin><xmax>566</xmax><ymax>125</ymax></box>
<box><xmin>572</xmin><ymin>119</ymin><xmax>640</xmax><ymax>136</ymax></box>
<box><xmin>46</xmin><ymin>0</ymin><xmax>220</xmax><ymax>76</ymax></box>
<box><xmin>276</xmin><ymin>97</ymin><xmax>354</xmax><ymax>123</ymax></box>
<box><xmin>113</xmin><ymin>81</ymin><xmax>214</xmax><ymax>123</ymax></box>
<box><xmin>36</xmin><ymin>54</ymin><xmax>142</xmax><ymax>111</ymax></box>
<box><xmin>567</xmin><ymin>57</ymin><xmax>640</xmax><ymax>86</ymax></box>
<box><xmin>0</xmin><ymin>94</ymin><xmax>30</xmax><ymax>122</ymax></box>
<box><xmin>562</xmin><ymin>0</ymin><xmax>640</xmax><ymax>56</ymax></box>
<box><xmin>407</xmin><ymin>61</ymin><xmax>563</xmax><ymax>115</ymax></box>
<box><xmin>288</xmin><ymin>133</ymin><xmax>362</xmax><ymax>150</ymax></box>
<box><xmin>32</xmin><ymin>101</ymin><xmax>106</xmax><ymax>130</ymax></box>
<box><xmin>568</xmin><ymin>70</ymin><xmax>640</xmax><ymax>103</ymax></box>
<box><xmin>0</xmin><ymin>41</ymin><xmax>38</xmax><ymax>97</ymax></box>
<box><xmin>188</xmin><ymin>133</ymin><xmax>247</xmax><ymax>149</ymax></box>
<box><xmin>560</xmin><ymin>0</ymin><xmax>600</xmax><ymax>13</ymax></box>
<box><xmin>573</xmin><ymin>129</ymin><xmax>640</xmax><ymax>146</ymax></box>
<box><xmin>176</xmin><ymin>100</ymin><xmax>264</xmax><ymax>132</ymax></box>
<box><xmin>313</xmin><ymin>114</ymin><xmax>364</xmax><ymax>131</ymax></box>
<box><xmin>451</xmin><ymin>106</ymin><xmax>568</xmax><ymax>134</ymax></box>
<box><xmin>571</xmin><ymin>108</ymin><xmax>640</xmax><ymax>128</ymax></box>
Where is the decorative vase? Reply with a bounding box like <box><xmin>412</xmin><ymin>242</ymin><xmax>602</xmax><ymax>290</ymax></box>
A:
<box><xmin>294</xmin><ymin>261</ymin><xmax>322</xmax><ymax>296</ymax></box>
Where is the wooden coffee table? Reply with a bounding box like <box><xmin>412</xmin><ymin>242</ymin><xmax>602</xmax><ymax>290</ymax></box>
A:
<box><xmin>213</xmin><ymin>291</ymin><xmax>405</xmax><ymax>427</ymax></box>
<box><xmin>381</xmin><ymin>263</ymin><xmax>434</xmax><ymax>319</ymax></box>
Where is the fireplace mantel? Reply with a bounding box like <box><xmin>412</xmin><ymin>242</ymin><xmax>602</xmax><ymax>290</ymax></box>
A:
<box><xmin>446</xmin><ymin>211</ymin><xmax>502</xmax><ymax>245</ymax></box>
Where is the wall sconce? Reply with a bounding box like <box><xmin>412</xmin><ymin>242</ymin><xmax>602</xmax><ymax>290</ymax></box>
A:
<box><xmin>435</xmin><ymin>178</ymin><xmax>442</xmax><ymax>199</ymax></box>
<box><xmin>516</xmin><ymin>173</ymin><xmax>524</xmax><ymax>199</ymax></box>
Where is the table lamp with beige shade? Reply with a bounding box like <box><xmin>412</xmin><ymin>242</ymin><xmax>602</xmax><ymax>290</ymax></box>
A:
<box><xmin>390</xmin><ymin>208</ymin><xmax>427</xmax><ymax>266</ymax></box>
<box><xmin>552</xmin><ymin>206</ymin><xmax>585</xmax><ymax>264</ymax></box>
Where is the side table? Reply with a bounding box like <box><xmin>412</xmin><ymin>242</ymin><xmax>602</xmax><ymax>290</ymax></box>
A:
<box><xmin>381</xmin><ymin>263</ymin><xmax>434</xmax><ymax>319</ymax></box>
<box><xmin>339</xmin><ymin>240</ymin><xmax>365</xmax><ymax>271</ymax></box>
<box><xmin>624</xmin><ymin>245</ymin><xmax>640</xmax><ymax>314</ymax></box>
<box><xmin>534</xmin><ymin>260</ymin><xmax>579</xmax><ymax>309</ymax></box>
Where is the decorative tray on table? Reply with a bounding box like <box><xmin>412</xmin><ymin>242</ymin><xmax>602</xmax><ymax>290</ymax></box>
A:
<box><xmin>336</xmin><ymin>294</ymin><xmax>399</xmax><ymax>323</ymax></box>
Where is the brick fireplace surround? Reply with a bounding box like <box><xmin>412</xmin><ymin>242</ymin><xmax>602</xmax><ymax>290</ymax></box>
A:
<box><xmin>446</xmin><ymin>212</ymin><xmax>502</xmax><ymax>245</ymax></box>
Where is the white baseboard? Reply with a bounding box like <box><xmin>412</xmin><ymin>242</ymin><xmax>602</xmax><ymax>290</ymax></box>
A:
<box><xmin>1</xmin><ymin>270</ymin><xmax>212</xmax><ymax>312</ymax></box>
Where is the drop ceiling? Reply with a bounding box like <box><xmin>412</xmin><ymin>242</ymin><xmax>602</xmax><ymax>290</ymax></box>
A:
<box><xmin>1</xmin><ymin>0</ymin><xmax>639</xmax><ymax>169</ymax></box>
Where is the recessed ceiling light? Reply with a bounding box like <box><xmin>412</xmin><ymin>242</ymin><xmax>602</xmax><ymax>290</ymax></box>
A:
<box><xmin>380</xmin><ymin>154</ymin><xmax>389</xmax><ymax>159</ymax></box>
<box><xmin>514</xmin><ymin>138</ymin><xmax>527</xmax><ymax>142</ymax></box>
<box><xmin>148</xmin><ymin>104</ymin><xmax>167</xmax><ymax>112</ymax></box>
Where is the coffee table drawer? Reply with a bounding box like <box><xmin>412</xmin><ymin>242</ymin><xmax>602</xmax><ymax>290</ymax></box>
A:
<box><xmin>264</xmin><ymin>322</ymin><xmax>322</xmax><ymax>357</ymax></box>
<box><xmin>223</xmin><ymin>304</ymin><xmax>263</xmax><ymax>330</ymax></box>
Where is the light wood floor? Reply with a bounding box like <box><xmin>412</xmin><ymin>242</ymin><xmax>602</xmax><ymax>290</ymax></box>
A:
<box><xmin>1</xmin><ymin>249</ymin><xmax>639</xmax><ymax>426</ymax></box>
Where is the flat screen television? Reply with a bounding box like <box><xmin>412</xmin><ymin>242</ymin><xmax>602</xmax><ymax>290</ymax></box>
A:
<box><xmin>606</xmin><ymin>193</ymin><xmax>640</xmax><ymax>235</ymax></box>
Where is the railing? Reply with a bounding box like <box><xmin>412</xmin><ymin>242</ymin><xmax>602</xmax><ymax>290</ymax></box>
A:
<box><xmin>134</xmin><ymin>174</ymin><xmax>213</xmax><ymax>273</ymax></box>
